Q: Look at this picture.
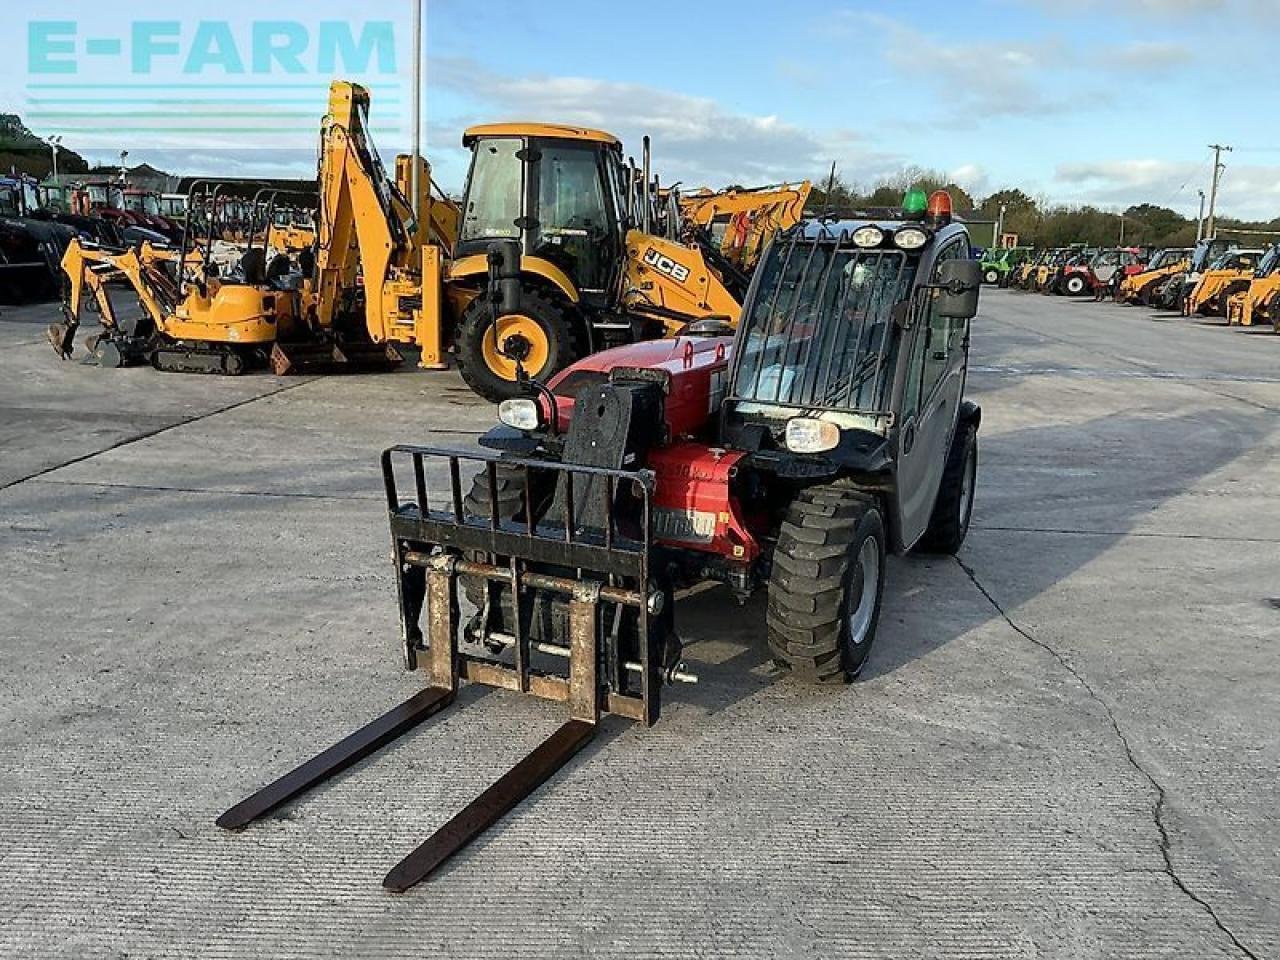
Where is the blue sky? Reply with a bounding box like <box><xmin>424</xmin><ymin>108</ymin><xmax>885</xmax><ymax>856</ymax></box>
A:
<box><xmin>5</xmin><ymin>0</ymin><xmax>1279</xmax><ymax>219</ymax></box>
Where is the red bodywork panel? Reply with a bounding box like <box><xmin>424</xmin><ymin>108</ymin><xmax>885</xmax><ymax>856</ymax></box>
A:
<box><xmin>543</xmin><ymin>334</ymin><xmax>759</xmax><ymax>566</ymax></box>
<box><xmin>546</xmin><ymin>334</ymin><xmax>734</xmax><ymax>440</ymax></box>
<box><xmin>648</xmin><ymin>443</ymin><xmax>760</xmax><ymax>564</ymax></box>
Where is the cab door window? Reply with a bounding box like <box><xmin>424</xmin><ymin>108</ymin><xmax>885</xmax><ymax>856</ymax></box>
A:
<box><xmin>532</xmin><ymin>143</ymin><xmax>613</xmax><ymax>292</ymax></box>
<box><xmin>904</xmin><ymin>241</ymin><xmax>967</xmax><ymax>421</ymax></box>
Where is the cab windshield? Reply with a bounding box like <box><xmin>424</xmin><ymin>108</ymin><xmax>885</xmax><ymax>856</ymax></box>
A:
<box><xmin>0</xmin><ymin>186</ymin><xmax>18</xmax><ymax>216</ymax></box>
<box><xmin>1255</xmin><ymin>247</ymin><xmax>1279</xmax><ymax>276</ymax></box>
<box><xmin>732</xmin><ymin>239</ymin><xmax>914</xmax><ymax>413</ymax></box>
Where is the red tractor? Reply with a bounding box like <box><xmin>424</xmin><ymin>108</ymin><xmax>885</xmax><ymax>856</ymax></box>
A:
<box><xmin>219</xmin><ymin>191</ymin><xmax>983</xmax><ymax>891</ymax></box>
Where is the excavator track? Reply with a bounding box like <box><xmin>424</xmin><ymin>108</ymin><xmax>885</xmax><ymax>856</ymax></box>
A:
<box><xmin>152</xmin><ymin>344</ymin><xmax>250</xmax><ymax>376</ymax></box>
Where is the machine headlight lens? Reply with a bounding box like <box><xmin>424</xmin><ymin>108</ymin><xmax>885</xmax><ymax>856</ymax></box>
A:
<box><xmin>851</xmin><ymin>226</ymin><xmax>885</xmax><ymax>248</ymax></box>
<box><xmin>498</xmin><ymin>398</ymin><xmax>542</xmax><ymax>431</ymax></box>
<box><xmin>785</xmin><ymin>417</ymin><xmax>840</xmax><ymax>454</ymax></box>
<box><xmin>894</xmin><ymin>227</ymin><xmax>929</xmax><ymax>250</ymax></box>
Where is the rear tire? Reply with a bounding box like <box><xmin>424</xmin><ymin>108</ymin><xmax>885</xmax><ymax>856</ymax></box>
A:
<box><xmin>919</xmin><ymin>422</ymin><xmax>978</xmax><ymax>555</ymax></box>
<box><xmin>767</xmin><ymin>486</ymin><xmax>886</xmax><ymax>684</ymax></box>
<box><xmin>455</xmin><ymin>289</ymin><xmax>577</xmax><ymax>403</ymax></box>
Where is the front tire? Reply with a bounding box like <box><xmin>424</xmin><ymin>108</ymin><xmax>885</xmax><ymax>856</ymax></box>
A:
<box><xmin>767</xmin><ymin>486</ymin><xmax>887</xmax><ymax>683</ymax></box>
<box><xmin>455</xmin><ymin>289</ymin><xmax>577</xmax><ymax>403</ymax></box>
<box><xmin>983</xmin><ymin>269</ymin><xmax>1000</xmax><ymax>285</ymax></box>
<box><xmin>919</xmin><ymin>422</ymin><xmax>978</xmax><ymax>554</ymax></box>
<box><xmin>1065</xmin><ymin>275</ymin><xmax>1087</xmax><ymax>296</ymax></box>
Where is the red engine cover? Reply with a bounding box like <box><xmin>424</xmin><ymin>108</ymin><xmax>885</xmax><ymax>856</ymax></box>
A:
<box><xmin>647</xmin><ymin>443</ymin><xmax>760</xmax><ymax>564</ymax></box>
<box><xmin>547</xmin><ymin>335</ymin><xmax>734</xmax><ymax>439</ymax></box>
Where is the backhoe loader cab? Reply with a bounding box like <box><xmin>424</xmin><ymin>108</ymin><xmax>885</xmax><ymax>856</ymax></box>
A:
<box><xmin>457</xmin><ymin>124</ymin><xmax>626</xmax><ymax>302</ymax></box>
<box><xmin>220</xmin><ymin>192</ymin><xmax>983</xmax><ymax>891</ymax></box>
<box><xmin>448</xmin><ymin>121</ymin><xmax>743</xmax><ymax>400</ymax></box>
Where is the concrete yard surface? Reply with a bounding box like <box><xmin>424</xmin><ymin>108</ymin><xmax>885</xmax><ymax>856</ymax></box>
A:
<box><xmin>0</xmin><ymin>290</ymin><xmax>1277</xmax><ymax>958</ymax></box>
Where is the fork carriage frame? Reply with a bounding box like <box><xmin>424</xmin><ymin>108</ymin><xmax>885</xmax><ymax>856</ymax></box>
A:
<box><xmin>217</xmin><ymin>444</ymin><xmax>669</xmax><ymax>891</ymax></box>
<box><xmin>382</xmin><ymin>443</ymin><xmax>667</xmax><ymax>727</ymax></box>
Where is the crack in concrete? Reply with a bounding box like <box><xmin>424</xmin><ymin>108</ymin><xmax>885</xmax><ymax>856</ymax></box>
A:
<box><xmin>972</xmin><ymin>524</ymin><xmax>1280</xmax><ymax>545</ymax></box>
<box><xmin>0</xmin><ymin>379</ymin><xmax>318</xmax><ymax>493</ymax></box>
<box><xmin>956</xmin><ymin>557</ymin><xmax>1261</xmax><ymax>960</ymax></box>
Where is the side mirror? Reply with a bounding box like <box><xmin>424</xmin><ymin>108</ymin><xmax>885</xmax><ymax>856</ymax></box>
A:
<box><xmin>936</xmin><ymin>259</ymin><xmax>981</xmax><ymax>319</ymax></box>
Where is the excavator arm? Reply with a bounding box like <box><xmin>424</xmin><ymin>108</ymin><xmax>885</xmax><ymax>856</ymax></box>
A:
<box><xmin>50</xmin><ymin>238</ymin><xmax>171</xmax><ymax>358</ymax></box>
<box><xmin>304</xmin><ymin>80</ymin><xmax>457</xmax><ymax>366</ymax></box>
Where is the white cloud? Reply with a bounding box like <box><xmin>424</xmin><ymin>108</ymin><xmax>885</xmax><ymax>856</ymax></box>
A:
<box><xmin>1054</xmin><ymin>159</ymin><xmax>1280</xmax><ymax>220</ymax></box>
<box><xmin>427</xmin><ymin>56</ymin><xmax>903</xmax><ymax>191</ymax></box>
<box><xmin>1108</xmin><ymin>41</ymin><xmax>1193</xmax><ymax>72</ymax></box>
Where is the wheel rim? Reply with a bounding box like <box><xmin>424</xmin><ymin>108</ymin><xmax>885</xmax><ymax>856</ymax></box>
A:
<box><xmin>959</xmin><ymin>446</ymin><xmax>977</xmax><ymax>531</ymax></box>
<box><xmin>847</xmin><ymin>537</ymin><xmax>880</xmax><ymax>646</ymax></box>
<box><xmin>480</xmin><ymin>314</ymin><xmax>551</xmax><ymax>382</ymax></box>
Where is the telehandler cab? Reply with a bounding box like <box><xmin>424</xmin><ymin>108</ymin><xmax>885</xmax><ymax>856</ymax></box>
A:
<box><xmin>219</xmin><ymin>190</ymin><xmax>983</xmax><ymax>891</ymax></box>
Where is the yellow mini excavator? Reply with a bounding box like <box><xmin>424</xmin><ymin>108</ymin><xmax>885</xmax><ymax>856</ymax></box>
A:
<box><xmin>52</xmin><ymin>182</ymin><xmax>397</xmax><ymax>374</ymax></box>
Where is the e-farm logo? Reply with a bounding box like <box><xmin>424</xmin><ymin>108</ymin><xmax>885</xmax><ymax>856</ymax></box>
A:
<box><xmin>23</xmin><ymin>17</ymin><xmax>404</xmax><ymax>143</ymax></box>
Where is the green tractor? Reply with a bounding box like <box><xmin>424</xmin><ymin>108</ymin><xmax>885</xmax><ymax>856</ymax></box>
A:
<box><xmin>980</xmin><ymin>246</ymin><xmax>1031</xmax><ymax>286</ymax></box>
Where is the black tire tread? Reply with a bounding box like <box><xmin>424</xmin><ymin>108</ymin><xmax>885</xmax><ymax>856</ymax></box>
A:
<box><xmin>455</xmin><ymin>288</ymin><xmax>578</xmax><ymax>402</ymax></box>
<box><xmin>919</xmin><ymin>422</ymin><xmax>977</xmax><ymax>555</ymax></box>
<box><xmin>766</xmin><ymin>485</ymin><xmax>882</xmax><ymax>684</ymax></box>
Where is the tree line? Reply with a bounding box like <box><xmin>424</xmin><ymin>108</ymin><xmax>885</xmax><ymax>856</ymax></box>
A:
<box><xmin>809</xmin><ymin>166</ymin><xmax>1280</xmax><ymax>249</ymax></box>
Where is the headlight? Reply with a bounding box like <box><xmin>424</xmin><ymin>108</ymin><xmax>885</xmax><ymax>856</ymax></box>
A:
<box><xmin>785</xmin><ymin>417</ymin><xmax>840</xmax><ymax>454</ymax></box>
<box><xmin>498</xmin><ymin>398</ymin><xmax>542</xmax><ymax>431</ymax></box>
<box><xmin>851</xmin><ymin>226</ymin><xmax>885</xmax><ymax>248</ymax></box>
<box><xmin>893</xmin><ymin>226</ymin><xmax>929</xmax><ymax>250</ymax></box>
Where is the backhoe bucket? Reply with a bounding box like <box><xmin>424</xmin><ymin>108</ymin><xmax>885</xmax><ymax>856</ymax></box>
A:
<box><xmin>269</xmin><ymin>341</ymin><xmax>403</xmax><ymax>375</ymax></box>
<box><xmin>218</xmin><ymin>446</ymin><xmax>674</xmax><ymax>891</ymax></box>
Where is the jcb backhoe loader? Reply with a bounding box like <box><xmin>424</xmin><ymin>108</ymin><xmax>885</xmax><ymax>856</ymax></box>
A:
<box><xmin>288</xmin><ymin>81</ymin><xmax>749</xmax><ymax>400</ymax></box>
<box><xmin>1116</xmin><ymin>247</ymin><xmax>1192</xmax><ymax>305</ymax></box>
<box><xmin>1184</xmin><ymin>248</ymin><xmax>1263</xmax><ymax>317</ymax></box>
<box><xmin>1225</xmin><ymin>246</ymin><xmax>1280</xmax><ymax>331</ymax></box>
<box><xmin>678</xmin><ymin>181</ymin><xmax>812</xmax><ymax>271</ymax></box>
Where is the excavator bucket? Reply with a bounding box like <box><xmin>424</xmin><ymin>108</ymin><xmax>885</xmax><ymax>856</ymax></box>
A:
<box><xmin>218</xmin><ymin>445</ymin><xmax>680</xmax><ymax>890</ymax></box>
<box><xmin>268</xmin><ymin>341</ymin><xmax>403</xmax><ymax>375</ymax></box>
<box><xmin>46</xmin><ymin>319</ymin><xmax>77</xmax><ymax>359</ymax></box>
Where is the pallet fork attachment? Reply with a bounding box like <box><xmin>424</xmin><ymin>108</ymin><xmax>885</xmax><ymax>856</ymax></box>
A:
<box><xmin>218</xmin><ymin>446</ymin><xmax>675</xmax><ymax>891</ymax></box>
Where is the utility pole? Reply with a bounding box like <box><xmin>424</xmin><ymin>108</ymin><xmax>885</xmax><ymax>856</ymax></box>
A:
<box><xmin>1118</xmin><ymin>214</ymin><xmax>1125</xmax><ymax>246</ymax></box>
<box><xmin>1205</xmin><ymin>144</ymin><xmax>1231</xmax><ymax>240</ymax></box>
<box><xmin>996</xmin><ymin>203</ymin><xmax>1008</xmax><ymax>247</ymax></box>
<box><xmin>410</xmin><ymin>0</ymin><xmax>423</xmax><ymax>221</ymax></box>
